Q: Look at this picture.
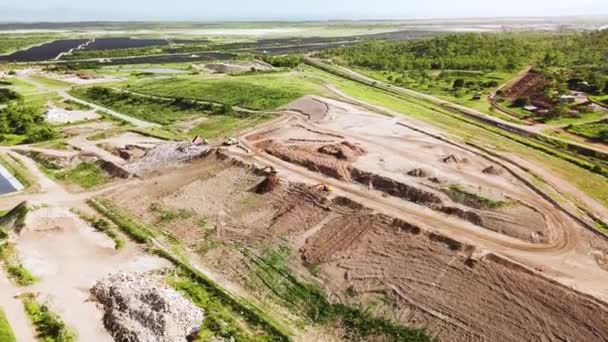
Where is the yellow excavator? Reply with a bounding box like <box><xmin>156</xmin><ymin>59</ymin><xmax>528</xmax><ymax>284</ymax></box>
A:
<box><xmin>314</xmin><ymin>183</ymin><xmax>333</xmax><ymax>192</ymax></box>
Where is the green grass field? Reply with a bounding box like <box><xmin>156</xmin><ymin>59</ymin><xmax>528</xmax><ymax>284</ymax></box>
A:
<box><xmin>127</xmin><ymin>72</ymin><xmax>325</xmax><ymax>110</ymax></box>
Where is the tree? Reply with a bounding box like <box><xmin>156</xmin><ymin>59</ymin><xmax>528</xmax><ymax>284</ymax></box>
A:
<box><xmin>453</xmin><ymin>79</ymin><xmax>465</xmax><ymax>89</ymax></box>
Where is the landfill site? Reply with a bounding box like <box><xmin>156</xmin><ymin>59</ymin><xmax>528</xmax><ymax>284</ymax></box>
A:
<box><xmin>2</xmin><ymin>92</ymin><xmax>608</xmax><ymax>342</ymax></box>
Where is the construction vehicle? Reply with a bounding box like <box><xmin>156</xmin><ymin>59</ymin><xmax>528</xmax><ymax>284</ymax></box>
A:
<box><xmin>223</xmin><ymin>138</ymin><xmax>238</xmax><ymax>146</ymax></box>
<box><xmin>314</xmin><ymin>183</ymin><xmax>333</xmax><ymax>192</ymax></box>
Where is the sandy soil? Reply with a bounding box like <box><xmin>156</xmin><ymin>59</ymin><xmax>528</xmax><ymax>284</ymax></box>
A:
<box><xmin>14</xmin><ymin>206</ymin><xmax>170</xmax><ymax>341</ymax></box>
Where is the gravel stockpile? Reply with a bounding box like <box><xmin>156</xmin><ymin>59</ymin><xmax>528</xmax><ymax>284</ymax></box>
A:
<box><xmin>91</xmin><ymin>273</ymin><xmax>203</xmax><ymax>342</ymax></box>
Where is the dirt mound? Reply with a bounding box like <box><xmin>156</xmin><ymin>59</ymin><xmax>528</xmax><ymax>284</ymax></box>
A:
<box><xmin>91</xmin><ymin>273</ymin><xmax>203</xmax><ymax>342</ymax></box>
<box><xmin>256</xmin><ymin>174</ymin><xmax>281</xmax><ymax>194</ymax></box>
<box><xmin>317</xmin><ymin>141</ymin><xmax>366</xmax><ymax>161</ymax></box>
<box><xmin>482</xmin><ymin>165</ymin><xmax>504</xmax><ymax>175</ymax></box>
<box><xmin>351</xmin><ymin>168</ymin><xmax>443</xmax><ymax>205</ymax></box>
<box><xmin>407</xmin><ymin>168</ymin><xmax>432</xmax><ymax>177</ymax></box>
<box><xmin>442</xmin><ymin>154</ymin><xmax>468</xmax><ymax>164</ymax></box>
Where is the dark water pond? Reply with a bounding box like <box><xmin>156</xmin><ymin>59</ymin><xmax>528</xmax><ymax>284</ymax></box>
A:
<box><xmin>85</xmin><ymin>37</ymin><xmax>169</xmax><ymax>50</ymax></box>
<box><xmin>0</xmin><ymin>165</ymin><xmax>23</xmax><ymax>195</ymax></box>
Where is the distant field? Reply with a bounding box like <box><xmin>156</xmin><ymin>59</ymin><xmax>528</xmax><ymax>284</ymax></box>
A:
<box><xmin>126</xmin><ymin>72</ymin><xmax>325</xmax><ymax>110</ymax></box>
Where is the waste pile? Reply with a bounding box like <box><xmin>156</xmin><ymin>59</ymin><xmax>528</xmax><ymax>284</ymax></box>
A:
<box><xmin>91</xmin><ymin>273</ymin><xmax>204</xmax><ymax>342</ymax></box>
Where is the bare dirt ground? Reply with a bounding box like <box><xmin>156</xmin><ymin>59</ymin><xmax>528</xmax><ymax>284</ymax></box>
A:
<box><xmin>14</xmin><ymin>206</ymin><xmax>170</xmax><ymax>341</ymax></box>
<box><xmin>249</xmin><ymin>98</ymin><xmax>556</xmax><ymax>244</ymax></box>
<box><xmin>104</xmin><ymin>149</ymin><xmax>608</xmax><ymax>341</ymax></box>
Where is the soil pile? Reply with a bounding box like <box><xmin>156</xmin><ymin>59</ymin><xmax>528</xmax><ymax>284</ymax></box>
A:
<box><xmin>442</xmin><ymin>154</ymin><xmax>468</xmax><ymax>164</ymax></box>
<box><xmin>91</xmin><ymin>273</ymin><xmax>203</xmax><ymax>342</ymax></box>
<box><xmin>407</xmin><ymin>168</ymin><xmax>432</xmax><ymax>177</ymax></box>
<box><xmin>318</xmin><ymin>141</ymin><xmax>366</xmax><ymax>161</ymax></box>
<box><xmin>256</xmin><ymin>174</ymin><xmax>281</xmax><ymax>194</ymax></box>
<box><xmin>482</xmin><ymin>165</ymin><xmax>504</xmax><ymax>175</ymax></box>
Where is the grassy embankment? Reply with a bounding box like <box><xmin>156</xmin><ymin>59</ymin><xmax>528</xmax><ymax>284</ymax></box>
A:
<box><xmin>22</xmin><ymin>294</ymin><xmax>75</xmax><ymax>342</ymax></box>
<box><xmin>304</xmin><ymin>66</ymin><xmax>608</xmax><ymax>208</ymax></box>
<box><xmin>0</xmin><ymin>308</ymin><xmax>16</xmax><ymax>342</ymax></box>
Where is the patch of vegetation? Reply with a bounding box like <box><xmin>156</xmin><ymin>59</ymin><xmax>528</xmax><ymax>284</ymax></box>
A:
<box><xmin>155</xmin><ymin>248</ymin><xmax>293</xmax><ymax>341</ymax></box>
<box><xmin>0</xmin><ymin>88</ymin><xmax>22</xmax><ymax>104</ymax></box>
<box><xmin>88</xmin><ymin>198</ymin><xmax>154</xmax><ymax>243</ymax></box>
<box><xmin>248</xmin><ymin>245</ymin><xmax>434</xmax><ymax>341</ymax></box>
<box><xmin>51</xmin><ymin>162</ymin><xmax>110</xmax><ymax>189</ymax></box>
<box><xmin>0</xmin><ymin>308</ymin><xmax>16</xmax><ymax>342</ymax></box>
<box><xmin>128</xmin><ymin>73</ymin><xmax>322</xmax><ymax>110</ymax></box>
<box><xmin>442</xmin><ymin>185</ymin><xmax>507</xmax><ymax>210</ymax></box>
<box><xmin>21</xmin><ymin>293</ymin><xmax>76</xmax><ymax>342</ymax></box>
<box><xmin>0</xmin><ymin>242</ymin><xmax>38</xmax><ymax>286</ymax></box>
<box><xmin>261</xmin><ymin>54</ymin><xmax>303</xmax><ymax>68</ymax></box>
<box><xmin>70</xmin><ymin>86</ymin><xmax>222</xmax><ymax>125</ymax></box>
<box><xmin>149</xmin><ymin>202</ymin><xmax>194</xmax><ymax>223</ymax></box>
<box><xmin>73</xmin><ymin>209</ymin><xmax>125</xmax><ymax>249</ymax></box>
<box><xmin>0</xmin><ymin>104</ymin><xmax>59</xmax><ymax>145</ymax></box>
<box><xmin>567</xmin><ymin>120</ymin><xmax>608</xmax><ymax>142</ymax></box>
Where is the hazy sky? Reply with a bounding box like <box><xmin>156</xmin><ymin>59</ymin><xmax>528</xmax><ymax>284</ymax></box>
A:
<box><xmin>2</xmin><ymin>0</ymin><xmax>608</xmax><ymax>21</ymax></box>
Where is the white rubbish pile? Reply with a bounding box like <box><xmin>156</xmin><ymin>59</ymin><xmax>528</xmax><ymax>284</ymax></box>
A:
<box><xmin>125</xmin><ymin>142</ymin><xmax>209</xmax><ymax>175</ymax></box>
<box><xmin>91</xmin><ymin>273</ymin><xmax>203</xmax><ymax>342</ymax></box>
